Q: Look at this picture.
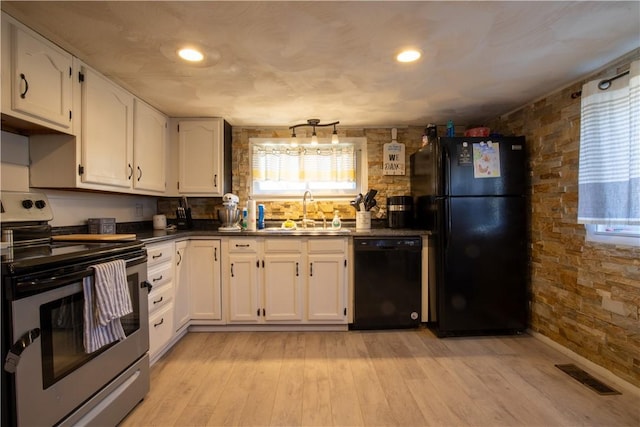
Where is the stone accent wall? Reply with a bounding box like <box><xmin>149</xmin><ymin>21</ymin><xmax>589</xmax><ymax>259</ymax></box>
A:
<box><xmin>230</xmin><ymin>126</ymin><xmax>424</xmax><ymax>221</ymax></box>
<box><xmin>486</xmin><ymin>50</ymin><xmax>640</xmax><ymax>387</ymax></box>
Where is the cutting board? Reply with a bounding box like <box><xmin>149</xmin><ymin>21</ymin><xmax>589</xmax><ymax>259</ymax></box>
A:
<box><xmin>52</xmin><ymin>234</ymin><xmax>137</xmax><ymax>242</ymax></box>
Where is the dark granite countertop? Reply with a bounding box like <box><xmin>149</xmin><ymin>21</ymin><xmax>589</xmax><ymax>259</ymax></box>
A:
<box><xmin>137</xmin><ymin>226</ymin><xmax>430</xmax><ymax>245</ymax></box>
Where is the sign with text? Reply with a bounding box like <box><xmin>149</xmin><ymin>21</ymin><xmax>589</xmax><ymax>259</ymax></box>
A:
<box><xmin>383</xmin><ymin>141</ymin><xmax>405</xmax><ymax>175</ymax></box>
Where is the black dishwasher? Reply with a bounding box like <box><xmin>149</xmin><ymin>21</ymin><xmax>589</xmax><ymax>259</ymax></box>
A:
<box><xmin>352</xmin><ymin>237</ymin><xmax>422</xmax><ymax>329</ymax></box>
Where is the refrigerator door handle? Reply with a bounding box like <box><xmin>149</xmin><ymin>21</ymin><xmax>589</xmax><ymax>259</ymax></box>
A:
<box><xmin>443</xmin><ymin>144</ymin><xmax>451</xmax><ymax>196</ymax></box>
<box><xmin>445</xmin><ymin>198</ymin><xmax>451</xmax><ymax>251</ymax></box>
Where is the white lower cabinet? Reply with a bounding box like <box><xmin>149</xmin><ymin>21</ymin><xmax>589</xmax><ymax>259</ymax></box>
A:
<box><xmin>227</xmin><ymin>239</ymin><xmax>260</xmax><ymax>322</ymax></box>
<box><xmin>174</xmin><ymin>240</ymin><xmax>190</xmax><ymax>331</ymax></box>
<box><xmin>149</xmin><ymin>302</ymin><xmax>174</xmax><ymax>358</ymax></box>
<box><xmin>188</xmin><ymin>239</ymin><xmax>222</xmax><ymax>321</ymax></box>
<box><xmin>146</xmin><ymin>241</ymin><xmax>175</xmax><ymax>362</ymax></box>
<box><xmin>263</xmin><ymin>239</ymin><xmax>304</xmax><ymax>321</ymax></box>
<box><xmin>225</xmin><ymin>237</ymin><xmax>347</xmax><ymax>325</ymax></box>
<box><xmin>145</xmin><ymin>235</ymin><xmax>348</xmax><ymax>359</ymax></box>
<box><xmin>307</xmin><ymin>239</ymin><xmax>348</xmax><ymax>323</ymax></box>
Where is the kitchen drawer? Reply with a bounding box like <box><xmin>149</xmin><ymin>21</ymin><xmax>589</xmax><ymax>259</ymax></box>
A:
<box><xmin>146</xmin><ymin>242</ymin><xmax>175</xmax><ymax>267</ymax></box>
<box><xmin>149</xmin><ymin>303</ymin><xmax>174</xmax><ymax>358</ymax></box>
<box><xmin>308</xmin><ymin>238</ymin><xmax>347</xmax><ymax>253</ymax></box>
<box><xmin>148</xmin><ymin>281</ymin><xmax>174</xmax><ymax>314</ymax></box>
<box><xmin>148</xmin><ymin>262</ymin><xmax>173</xmax><ymax>289</ymax></box>
<box><xmin>228</xmin><ymin>238</ymin><xmax>258</xmax><ymax>253</ymax></box>
<box><xmin>264</xmin><ymin>238</ymin><xmax>302</xmax><ymax>253</ymax></box>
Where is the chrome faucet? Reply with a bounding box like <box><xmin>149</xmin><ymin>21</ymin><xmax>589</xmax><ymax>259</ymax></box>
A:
<box><xmin>301</xmin><ymin>190</ymin><xmax>315</xmax><ymax>228</ymax></box>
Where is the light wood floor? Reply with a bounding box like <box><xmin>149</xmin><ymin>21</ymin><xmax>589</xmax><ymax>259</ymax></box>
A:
<box><xmin>120</xmin><ymin>328</ymin><xmax>639</xmax><ymax>427</ymax></box>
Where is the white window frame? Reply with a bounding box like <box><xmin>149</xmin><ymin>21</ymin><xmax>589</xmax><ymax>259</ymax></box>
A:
<box><xmin>585</xmin><ymin>224</ymin><xmax>640</xmax><ymax>247</ymax></box>
<box><xmin>249</xmin><ymin>137</ymin><xmax>368</xmax><ymax>200</ymax></box>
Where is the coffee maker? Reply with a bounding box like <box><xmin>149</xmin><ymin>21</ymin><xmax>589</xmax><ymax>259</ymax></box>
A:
<box><xmin>218</xmin><ymin>193</ymin><xmax>241</xmax><ymax>231</ymax></box>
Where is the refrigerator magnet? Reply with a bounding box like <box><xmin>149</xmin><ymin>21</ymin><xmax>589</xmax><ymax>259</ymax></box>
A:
<box><xmin>473</xmin><ymin>142</ymin><xmax>501</xmax><ymax>178</ymax></box>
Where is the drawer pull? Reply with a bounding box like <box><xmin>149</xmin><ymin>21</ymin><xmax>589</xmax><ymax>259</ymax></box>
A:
<box><xmin>153</xmin><ymin>296</ymin><xmax>163</xmax><ymax>304</ymax></box>
<box><xmin>153</xmin><ymin>318</ymin><xmax>164</xmax><ymax>328</ymax></box>
<box><xmin>235</xmin><ymin>244</ymin><xmax>250</xmax><ymax>248</ymax></box>
<box><xmin>152</xmin><ymin>253</ymin><xmax>163</xmax><ymax>259</ymax></box>
<box><xmin>152</xmin><ymin>275</ymin><xmax>163</xmax><ymax>282</ymax></box>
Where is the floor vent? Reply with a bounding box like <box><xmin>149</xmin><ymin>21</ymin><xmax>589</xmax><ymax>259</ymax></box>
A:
<box><xmin>555</xmin><ymin>364</ymin><xmax>621</xmax><ymax>395</ymax></box>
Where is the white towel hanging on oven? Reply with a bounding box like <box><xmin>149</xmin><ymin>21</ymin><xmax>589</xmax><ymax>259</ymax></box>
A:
<box><xmin>91</xmin><ymin>259</ymin><xmax>133</xmax><ymax>324</ymax></box>
<box><xmin>82</xmin><ymin>260</ymin><xmax>133</xmax><ymax>353</ymax></box>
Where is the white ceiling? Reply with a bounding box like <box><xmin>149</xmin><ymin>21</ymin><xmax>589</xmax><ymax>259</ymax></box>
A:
<box><xmin>2</xmin><ymin>1</ymin><xmax>639</xmax><ymax>127</ymax></box>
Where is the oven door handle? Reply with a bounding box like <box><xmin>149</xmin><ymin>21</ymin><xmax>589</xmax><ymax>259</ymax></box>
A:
<box><xmin>4</xmin><ymin>328</ymin><xmax>41</xmax><ymax>373</ymax></box>
<box><xmin>141</xmin><ymin>280</ymin><xmax>152</xmax><ymax>293</ymax></box>
<box><xmin>16</xmin><ymin>269</ymin><xmax>93</xmax><ymax>290</ymax></box>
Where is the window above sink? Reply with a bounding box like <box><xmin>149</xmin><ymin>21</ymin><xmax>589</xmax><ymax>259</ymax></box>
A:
<box><xmin>249</xmin><ymin>137</ymin><xmax>368</xmax><ymax>200</ymax></box>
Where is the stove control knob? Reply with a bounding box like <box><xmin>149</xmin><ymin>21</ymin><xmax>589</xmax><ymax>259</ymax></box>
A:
<box><xmin>35</xmin><ymin>200</ymin><xmax>47</xmax><ymax>209</ymax></box>
<box><xmin>21</xmin><ymin>199</ymin><xmax>34</xmax><ymax>209</ymax></box>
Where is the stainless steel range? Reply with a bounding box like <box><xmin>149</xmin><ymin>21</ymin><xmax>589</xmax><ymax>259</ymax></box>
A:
<box><xmin>1</xmin><ymin>191</ymin><xmax>151</xmax><ymax>427</ymax></box>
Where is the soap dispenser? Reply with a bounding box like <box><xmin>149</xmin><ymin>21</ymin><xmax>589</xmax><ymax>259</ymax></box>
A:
<box><xmin>331</xmin><ymin>210</ymin><xmax>342</xmax><ymax>230</ymax></box>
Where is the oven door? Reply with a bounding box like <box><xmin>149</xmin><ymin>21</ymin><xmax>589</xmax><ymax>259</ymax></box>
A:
<box><xmin>8</xmin><ymin>261</ymin><xmax>149</xmax><ymax>427</ymax></box>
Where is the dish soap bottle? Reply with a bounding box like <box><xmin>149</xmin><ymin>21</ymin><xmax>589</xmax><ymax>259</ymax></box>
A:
<box><xmin>331</xmin><ymin>210</ymin><xmax>342</xmax><ymax>230</ymax></box>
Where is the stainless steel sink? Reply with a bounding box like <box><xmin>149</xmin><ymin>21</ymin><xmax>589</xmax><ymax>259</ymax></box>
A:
<box><xmin>257</xmin><ymin>227</ymin><xmax>351</xmax><ymax>235</ymax></box>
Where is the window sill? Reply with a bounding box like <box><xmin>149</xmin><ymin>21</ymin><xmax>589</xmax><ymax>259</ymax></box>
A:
<box><xmin>584</xmin><ymin>225</ymin><xmax>640</xmax><ymax>247</ymax></box>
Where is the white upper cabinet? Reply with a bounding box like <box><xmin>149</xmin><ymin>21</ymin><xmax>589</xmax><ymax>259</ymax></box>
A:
<box><xmin>1</xmin><ymin>12</ymin><xmax>74</xmax><ymax>133</ymax></box>
<box><xmin>177</xmin><ymin>119</ymin><xmax>227</xmax><ymax>196</ymax></box>
<box><xmin>133</xmin><ymin>99</ymin><xmax>167</xmax><ymax>193</ymax></box>
<box><xmin>78</xmin><ymin>62</ymin><xmax>134</xmax><ymax>188</ymax></box>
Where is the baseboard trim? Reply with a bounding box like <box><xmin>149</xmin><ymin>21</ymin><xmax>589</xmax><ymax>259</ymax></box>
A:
<box><xmin>188</xmin><ymin>324</ymin><xmax>349</xmax><ymax>332</ymax></box>
<box><xmin>529</xmin><ymin>329</ymin><xmax>640</xmax><ymax>397</ymax></box>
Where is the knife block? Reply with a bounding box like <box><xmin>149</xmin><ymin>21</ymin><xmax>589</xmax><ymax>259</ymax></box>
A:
<box><xmin>176</xmin><ymin>208</ymin><xmax>193</xmax><ymax>230</ymax></box>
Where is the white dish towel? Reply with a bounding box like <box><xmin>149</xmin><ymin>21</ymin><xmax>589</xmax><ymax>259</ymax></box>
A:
<box><xmin>83</xmin><ymin>259</ymin><xmax>133</xmax><ymax>353</ymax></box>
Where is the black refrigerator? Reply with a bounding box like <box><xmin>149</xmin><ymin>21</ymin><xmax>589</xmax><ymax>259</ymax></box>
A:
<box><xmin>410</xmin><ymin>136</ymin><xmax>528</xmax><ymax>336</ymax></box>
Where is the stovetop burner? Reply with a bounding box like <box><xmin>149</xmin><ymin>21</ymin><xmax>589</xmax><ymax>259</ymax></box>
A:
<box><xmin>1</xmin><ymin>191</ymin><xmax>145</xmax><ymax>278</ymax></box>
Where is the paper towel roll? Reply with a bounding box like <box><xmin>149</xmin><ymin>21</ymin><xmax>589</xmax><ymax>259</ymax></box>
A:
<box><xmin>247</xmin><ymin>199</ymin><xmax>257</xmax><ymax>231</ymax></box>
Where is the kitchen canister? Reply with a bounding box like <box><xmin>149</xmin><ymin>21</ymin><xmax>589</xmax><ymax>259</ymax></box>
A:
<box><xmin>153</xmin><ymin>214</ymin><xmax>167</xmax><ymax>230</ymax></box>
<box><xmin>356</xmin><ymin>211</ymin><xmax>371</xmax><ymax>230</ymax></box>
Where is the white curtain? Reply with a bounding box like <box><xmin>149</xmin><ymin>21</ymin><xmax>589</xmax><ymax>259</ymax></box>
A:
<box><xmin>252</xmin><ymin>144</ymin><xmax>355</xmax><ymax>184</ymax></box>
<box><xmin>578</xmin><ymin>60</ymin><xmax>640</xmax><ymax>225</ymax></box>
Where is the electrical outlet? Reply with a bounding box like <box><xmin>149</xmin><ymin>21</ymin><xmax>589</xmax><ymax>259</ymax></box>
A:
<box><xmin>135</xmin><ymin>203</ymin><xmax>143</xmax><ymax>217</ymax></box>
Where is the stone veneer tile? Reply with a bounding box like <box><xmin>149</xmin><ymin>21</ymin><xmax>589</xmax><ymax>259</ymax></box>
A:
<box><xmin>487</xmin><ymin>48</ymin><xmax>640</xmax><ymax>388</ymax></box>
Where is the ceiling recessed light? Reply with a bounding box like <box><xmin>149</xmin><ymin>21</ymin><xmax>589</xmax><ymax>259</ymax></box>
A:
<box><xmin>396</xmin><ymin>49</ymin><xmax>421</xmax><ymax>63</ymax></box>
<box><xmin>178</xmin><ymin>48</ymin><xmax>204</xmax><ymax>62</ymax></box>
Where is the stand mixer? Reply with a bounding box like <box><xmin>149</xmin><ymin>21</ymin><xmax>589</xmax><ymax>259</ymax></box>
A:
<box><xmin>218</xmin><ymin>193</ymin><xmax>241</xmax><ymax>231</ymax></box>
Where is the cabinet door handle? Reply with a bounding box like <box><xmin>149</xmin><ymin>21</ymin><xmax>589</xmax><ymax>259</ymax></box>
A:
<box><xmin>128</xmin><ymin>163</ymin><xmax>133</xmax><ymax>180</ymax></box>
<box><xmin>153</xmin><ymin>296</ymin><xmax>163</xmax><ymax>304</ymax></box>
<box><xmin>137</xmin><ymin>166</ymin><xmax>142</xmax><ymax>181</ymax></box>
<box><xmin>257</xmin><ymin>308</ymin><xmax>260</xmax><ymax>316</ymax></box>
<box><xmin>19</xmin><ymin>73</ymin><xmax>29</xmax><ymax>99</ymax></box>
<box><xmin>153</xmin><ymin>253</ymin><xmax>162</xmax><ymax>259</ymax></box>
<box><xmin>177</xmin><ymin>251</ymin><xmax>182</xmax><ymax>266</ymax></box>
<box><xmin>153</xmin><ymin>318</ymin><xmax>164</xmax><ymax>328</ymax></box>
<box><xmin>296</xmin><ymin>262</ymin><xmax>299</xmax><ymax>277</ymax></box>
<box><xmin>231</xmin><ymin>263</ymin><xmax>234</xmax><ymax>277</ymax></box>
<box><xmin>214</xmin><ymin>174</ymin><xmax>218</xmax><ymax>188</ymax></box>
<box><xmin>214</xmin><ymin>247</ymin><xmax>218</xmax><ymax>261</ymax></box>
<box><xmin>152</xmin><ymin>275</ymin><xmax>163</xmax><ymax>282</ymax></box>
<box><xmin>310</xmin><ymin>262</ymin><xmax>313</xmax><ymax>277</ymax></box>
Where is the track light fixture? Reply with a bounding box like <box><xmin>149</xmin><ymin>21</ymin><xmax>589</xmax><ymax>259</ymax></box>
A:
<box><xmin>289</xmin><ymin>119</ymin><xmax>340</xmax><ymax>145</ymax></box>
